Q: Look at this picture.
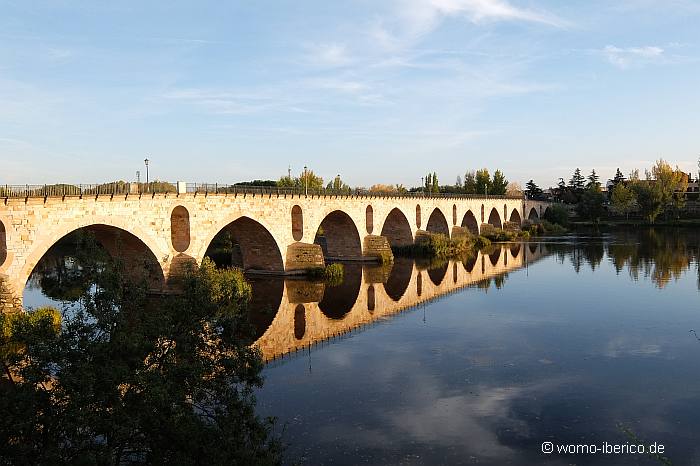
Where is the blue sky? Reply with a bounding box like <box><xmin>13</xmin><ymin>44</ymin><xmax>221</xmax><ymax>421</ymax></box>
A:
<box><xmin>1</xmin><ymin>0</ymin><xmax>699</xmax><ymax>188</ymax></box>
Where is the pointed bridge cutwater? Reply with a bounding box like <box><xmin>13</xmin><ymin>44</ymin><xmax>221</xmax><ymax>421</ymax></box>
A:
<box><xmin>0</xmin><ymin>183</ymin><xmax>552</xmax><ymax>307</ymax></box>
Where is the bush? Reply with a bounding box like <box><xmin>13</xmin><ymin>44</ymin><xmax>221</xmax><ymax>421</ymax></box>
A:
<box><xmin>544</xmin><ymin>204</ymin><xmax>569</xmax><ymax>226</ymax></box>
<box><xmin>307</xmin><ymin>263</ymin><xmax>345</xmax><ymax>285</ymax></box>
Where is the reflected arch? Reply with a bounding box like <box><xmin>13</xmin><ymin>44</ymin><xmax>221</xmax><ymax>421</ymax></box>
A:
<box><xmin>426</xmin><ymin>208</ymin><xmax>449</xmax><ymax>236</ymax></box>
<box><xmin>427</xmin><ymin>262</ymin><xmax>448</xmax><ymax>286</ymax></box>
<box><xmin>489</xmin><ymin>248</ymin><xmax>501</xmax><ymax>266</ymax></box>
<box><xmin>381</xmin><ymin>208</ymin><xmax>413</xmax><ymax>248</ymax></box>
<box><xmin>461</xmin><ymin>210</ymin><xmax>479</xmax><ymax>235</ymax></box>
<box><xmin>319</xmin><ymin>264</ymin><xmax>362</xmax><ymax>319</ymax></box>
<box><xmin>315</xmin><ymin>210</ymin><xmax>362</xmax><ymax>259</ymax></box>
<box><xmin>384</xmin><ymin>257</ymin><xmax>413</xmax><ymax>301</ymax></box>
<box><xmin>205</xmin><ymin>216</ymin><xmax>284</xmax><ymax>273</ymax></box>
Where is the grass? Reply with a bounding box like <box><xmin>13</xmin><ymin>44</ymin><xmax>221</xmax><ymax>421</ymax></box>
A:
<box><xmin>306</xmin><ymin>263</ymin><xmax>345</xmax><ymax>285</ymax></box>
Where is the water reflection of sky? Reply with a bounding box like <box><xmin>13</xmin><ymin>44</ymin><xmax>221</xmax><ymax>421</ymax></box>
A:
<box><xmin>257</xmin><ymin>234</ymin><xmax>700</xmax><ymax>465</ymax></box>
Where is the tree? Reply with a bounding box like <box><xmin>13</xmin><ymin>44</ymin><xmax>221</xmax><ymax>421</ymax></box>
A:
<box><xmin>569</xmin><ymin>168</ymin><xmax>586</xmax><ymax>194</ymax></box>
<box><xmin>524</xmin><ymin>180</ymin><xmax>544</xmax><ymax>200</ymax></box>
<box><xmin>326</xmin><ymin>174</ymin><xmax>350</xmax><ymax>192</ymax></box>
<box><xmin>278</xmin><ymin>168</ymin><xmax>324</xmax><ymax>190</ymax></box>
<box><xmin>612</xmin><ymin>168</ymin><xmax>626</xmax><ymax>186</ymax></box>
<box><xmin>577</xmin><ymin>184</ymin><xmax>606</xmax><ymax>223</ymax></box>
<box><xmin>475</xmin><ymin>169</ymin><xmax>490</xmax><ymax>195</ymax></box>
<box><xmin>505</xmin><ymin>182</ymin><xmax>523</xmax><ymax>197</ymax></box>
<box><xmin>455</xmin><ymin>175</ymin><xmax>462</xmax><ymax>189</ymax></box>
<box><xmin>610</xmin><ymin>183</ymin><xmax>636</xmax><ymax>219</ymax></box>
<box><xmin>630</xmin><ymin>178</ymin><xmax>663</xmax><ymax>223</ymax></box>
<box><xmin>464</xmin><ymin>171</ymin><xmax>477</xmax><ymax>194</ymax></box>
<box><xmin>431</xmin><ymin>172</ymin><xmax>439</xmax><ymax>193</ymax></box>
<box><xmin>0</xmin><ymin>235</ymin><xmax>283</xmax><ymax>465</ymax></box>
<box><xmin>586</xmin><ymin>169</ymin><xmax>601</xmax><ymax>190</ymax></box>
<box><xmin>490</xmin><ymin>170</ymin><xmax>508</xmax><ymax>195</ymax></box>
<box><xmin>651</xmin><ymin>159</ymin><xmax>687</xmax><ymax>220</ymax></box>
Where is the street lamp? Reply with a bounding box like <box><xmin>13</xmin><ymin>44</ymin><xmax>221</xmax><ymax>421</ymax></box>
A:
<box><xmin>421</xmin><ymin>177</ymin><xmax>424</xmax><ymax>195</ymax></box>
<box><xmin>144</xmin><ymin>158</ymin><xmax>150</xmax><ymax>191</ymax></box>
<box><xmin>304</xmin><ymin>165</ymin><xmax>308</xmax><ymax>196</ymax></box>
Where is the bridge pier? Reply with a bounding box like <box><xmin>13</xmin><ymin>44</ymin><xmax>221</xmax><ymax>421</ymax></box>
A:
<box><xmin>362</xmin><ymin>235</ymin><xmax>393</xmax><ymax>263</ymax></box>
<box><xmin>285</xmin><ymin>242</ymin><xmax>325</xmax><ymax>274</ymax></box>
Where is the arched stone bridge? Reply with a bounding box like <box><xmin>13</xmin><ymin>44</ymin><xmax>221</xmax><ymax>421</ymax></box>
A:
<box><xmin>0</xmin><ymin>190</ymin><xmax>551</xmax><ymax>303</ymax></box>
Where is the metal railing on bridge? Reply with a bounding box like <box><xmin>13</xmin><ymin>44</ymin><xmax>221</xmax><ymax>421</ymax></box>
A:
<box><xmin>1</xmin><ymin>182</ymin><xmax>525</xmax><ymax>200</ymax></box>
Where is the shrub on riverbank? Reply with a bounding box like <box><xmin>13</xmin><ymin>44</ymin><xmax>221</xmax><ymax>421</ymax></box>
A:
<box><xmin>307</xmin><ymin>263</ymin><xmax>345</xmax><ymax>285</ymax></box>
<box><xmin>480</xmin><ymin>224</ymin><xmax>530</xmax><ymax>242</ymax></box>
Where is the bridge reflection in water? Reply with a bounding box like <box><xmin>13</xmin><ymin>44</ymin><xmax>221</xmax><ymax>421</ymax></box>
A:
<box><xmin>251</xmin><ymin>243</ymin><xmax>549</xmax><ymax>361</ymax></box>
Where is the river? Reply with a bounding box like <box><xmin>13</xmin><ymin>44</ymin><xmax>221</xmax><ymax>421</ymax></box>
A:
<box><xmin>23</xmin><ymin>228</ymin><xmax>700</xmax><ymax>465</ymax></box>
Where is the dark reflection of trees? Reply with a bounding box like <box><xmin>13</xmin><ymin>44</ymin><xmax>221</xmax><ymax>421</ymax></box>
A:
<box><xmin>246</xmin><ymin>277</ymin><xmax>284</xmax><ymax>341</ymax></box>
<box><xmin>427</xmin><ymin>261</ymin><xmax>448</xmax><ymax>286</ymax></box>
<box><xmin>318</xmin><ymin>263</ymin><xmax>362</xmax><ymax>319</ymax></box>
<box><xmin>549</xmin><ymin>229</ymin><xmax>700</xmax><ymax>289</ymax></box>
<box><xmin>606</xmin><ymin>229</ymin><xmax>699</xmax><ymax>288</ymax></box>
<box><xmin>384</xmin><ymin>257</ymin><xmax>413</xmax><ymax>301</ymax></box>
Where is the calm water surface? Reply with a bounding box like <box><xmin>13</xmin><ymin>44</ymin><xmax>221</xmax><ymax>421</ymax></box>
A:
<box><xmin>24</xmin><ymin>229</ymin><xmax>700</xmax><ymax>465</ymax></box>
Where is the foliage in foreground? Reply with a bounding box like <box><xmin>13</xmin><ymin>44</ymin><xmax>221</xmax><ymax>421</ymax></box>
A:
<box><xmin>0</xmin><ymin>239</ymin><xmax>282</xmax><ymax>465</ymax></box>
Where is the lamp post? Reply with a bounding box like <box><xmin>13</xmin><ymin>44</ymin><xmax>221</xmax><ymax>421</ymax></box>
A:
<box><xmin>144</xmin><ymin>158</ymin><xmax>150</xmax><ymax>192</ymax></box>
<box><xmin>421</xmin><ymin>177</ymin><xmax>424</xmax><ymax>195</ymax></box>
<box><xmin>304</xmin><ymin>165</ymin><xmax>308</xmax><ymax>196</ymax></box>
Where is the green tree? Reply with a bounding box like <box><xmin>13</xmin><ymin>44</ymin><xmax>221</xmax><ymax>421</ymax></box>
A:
<box><xmin>612</xmin><ymin>168</ymin><xmax>626</xmax><ymax>186</ymax></box>
<box><xmin>630</xmin><ymin>178</ymin><xmax>663</xmax><ymax>223</ymax></box>
<box><xmin>431</xmin><ymin>172</ymin><xmax>439</xmax><ymax>193</ymax></box>
<box><xmin>279</xmin><ymin>168</ymin><xmax>324</xmax><ymax>191</ymax></box>
<box><xmin>524</xmin><ymin>180</ymin><xmax>544</xmax><ymax>200</ymax></box>
<box><xmin>569</xmin><ymin>168</ymin><xmax>585</xmax><ymax>194</ymax></box>
<box><xmin>326</xmin><ymin>174</ymin><xmax>350</xmax><ymax>192</ymax></box>
<box><xmin>586</xmin><ymin>169</ymin><xmax>601</xmax><ymax>190</ymax></box>
<box><xmin>0</xmin><ymin>236</ymin><xmax>282</xmax><ymax>465</ymax></box>
<box><xmin>464</xmin><ymin>171</ymin><xmax>477</xmax><ymax>194</ymax></box>
<box><xmin>652</xmin><ymin>159</ymin><xmax>687</xmax><ymax>220</ymax></box>
<box><xmin>490</xmin><ymin>170</ymin><xmax>508</xmax><ymax>195</ymax></box>
<box><xmin>475</xmin><ymin>169</ymin><xmax>491</xmax><ymax>195</ymax></box>
<box><xmin>576</xmin><ymin>185</ymin><xmax>606</xmax><ymax>223</ymax></box>
<box><xmin>610</xmin><ymin>183</ymin><xmax>636</xmax><ymax>219</ymax></box>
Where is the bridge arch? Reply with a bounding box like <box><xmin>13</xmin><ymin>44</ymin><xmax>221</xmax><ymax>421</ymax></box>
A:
<box><xmin>205</xmin><ymin>216</ymin><xmax>284</xmax><ymax>273</ymax></box>
<box><xmin>291</xmin><ymin>205</ymin><xmax>303</xmax><ymax>241</ymax></box>
<box><xmin>380</xmin><ymin>208</ymin><xmax>413</xmax><ymax>248</ymax></box>
<box><xmin>461</xmin><ymin>210</ymin><xmax>479</xmax><ymax>235</ymax></box>
<box><xmin>487</xmin><ymin>208</ymin><xmax>502</xmax><ymax>229</ymax></box>
<box><xmin>17</xmin><ymin>217</ymin><xmax>167</xmax><ymax>297</ymax></box>
<box><xmin>426</xmin><ymin>208</ymin><xmax>450</xmax><ymax>236</ymax></box>
<box><xmin>366</xmin><ymin>205</ymin><xmax>374</xmax><ymax>234</ymax></box>
<box><xmin>509</xmin><ymin>208</ymin><xmax>522</xmax><ymax>225</ymax></box>
<box><xmin>528</xmin><ymin>207</ymin><xmax>539</xmax><ymax>221</ymax></box>
<box><xmin>315</xmin><ymin>210</ymin><xmax>362</xmax><ymax>259</ymax></box>
<box><xmin>543</xmin><ymin>206</ymin><xmax>552</xmax><ymax>219</ymax></box>
<box><xmin>0</xmin><ymin>220</ymin><xmax>6</xmax><ymax>268</ymax></box>
<box><xmin>170</xmin><ymin>206</ymin><xmax>190</xmax><ymax>252</ymax></box>
<box><xmin>23</xmin><ymin>224</ymin><xmax>166</xmax><ymax>298</ymax></box>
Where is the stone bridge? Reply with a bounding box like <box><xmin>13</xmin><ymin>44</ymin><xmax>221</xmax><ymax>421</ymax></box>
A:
<box><xmin>0</xmin><ymin>189</ymin><xmax>551</xmax><ymax>304</ymax></box>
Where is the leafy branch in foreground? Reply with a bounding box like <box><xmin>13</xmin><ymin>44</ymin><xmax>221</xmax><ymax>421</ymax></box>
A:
<box><xmin>0</xmin><ymin>233</ymin><xmax>282</xmax><ymax>466</ymax></box>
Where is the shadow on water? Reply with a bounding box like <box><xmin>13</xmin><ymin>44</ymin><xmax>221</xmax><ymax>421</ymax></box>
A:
<box><xmin>384</xmin><ymin>257</ymin><xmax>413</xmax><ymax>301</ymax></box>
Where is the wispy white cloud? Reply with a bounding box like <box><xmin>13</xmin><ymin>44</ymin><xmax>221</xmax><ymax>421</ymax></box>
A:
<box><xmin>305</xmin><ymin>42</ymin><xmax>353</xmax><ymax>67</ymax></box>
<box><xmin>602</xmin><ymin>45</ymin><xmax>664</xmax><ymax>69</ymax></box>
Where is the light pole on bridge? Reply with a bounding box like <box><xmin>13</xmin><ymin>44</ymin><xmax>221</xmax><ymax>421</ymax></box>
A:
<box><xmin>303</xmin><ymin>165</ymin><xmax>308</xmax><ymax>196</ymax></box>
<box><xmin>144</xmin><ymin>158</ymin><xmax>150</xmax><ymax>192</ymax></box>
